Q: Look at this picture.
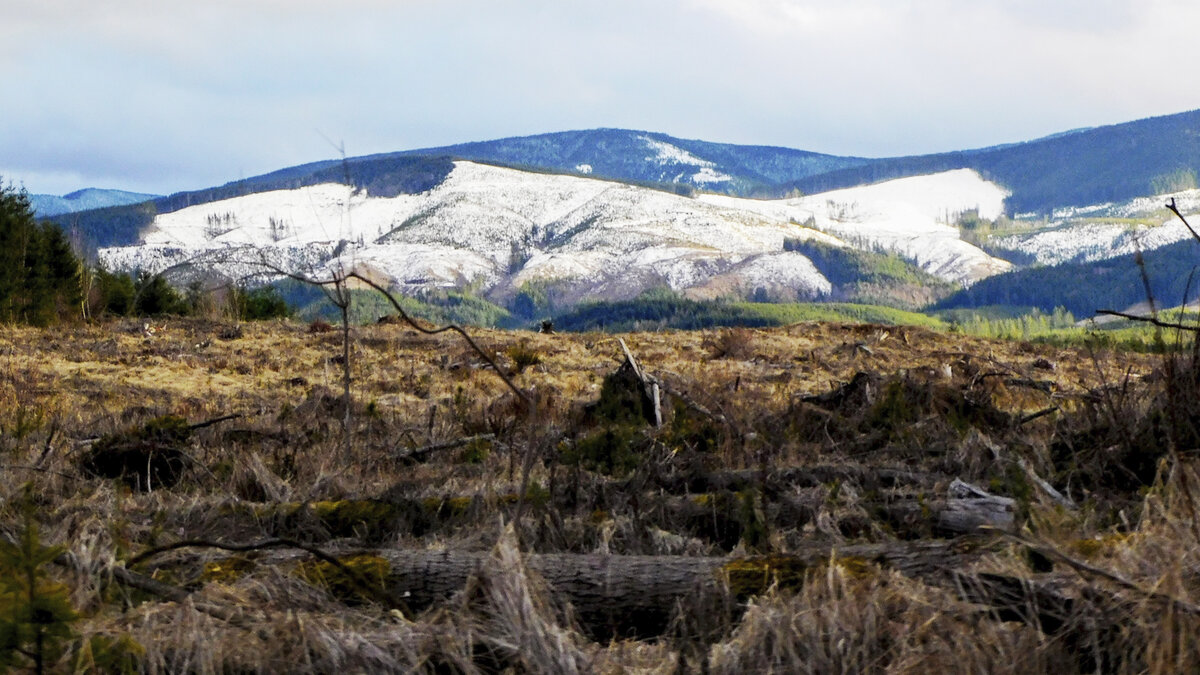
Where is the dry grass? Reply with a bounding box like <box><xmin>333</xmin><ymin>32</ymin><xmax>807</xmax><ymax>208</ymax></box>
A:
<box><xmin>1</xmin><ymin>315</ymin><xmax>1196</xmax><ymax>672</ymax></box>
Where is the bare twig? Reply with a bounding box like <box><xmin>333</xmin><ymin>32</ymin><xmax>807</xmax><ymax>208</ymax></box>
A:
<box><xmin>254</xmin><ymin>258</ymin><xmax>529</xmax><ymax>403</ymax></box>
<box><xmin>1017</xmin><ymin>406</ymin><xmax>1059</xmax><ymax>426</ymax></box>
<box><xmin>0</xmin><ymin>464</ymin><xmax>82</xmax><ymax>482</ymax></box>
<box><xmin>1167</xmin><ymin>197</ymin><xmax>1200</xmax><ymax>245</ymax></box>
<box><xmin>1095</xmin><ymin>309</ymin><xmax>1200</xmax><ymax>333</ymax></box>
<box><xmin>394</xmin><ymin>433</ymin><xmax>495</xmax><ymax>464</ymax></box>
<box><xmin>186</xmin><ymin>413</ymin><xmax>243</xmax><ymax>431</ymax></box>
<box><xmin>1003</xmin><ymin>532</ymin><xmax>1200</xmax><ymax>617</ymax></box>
<box><xmin>343</xmin><ymin>271</ymin><xmax>530</xmax><ymax>403</ymax></box>
<box><xmin>126</xmin><ymin>537</ymin><xmax>412</xmax><ymax>613</ymax></box>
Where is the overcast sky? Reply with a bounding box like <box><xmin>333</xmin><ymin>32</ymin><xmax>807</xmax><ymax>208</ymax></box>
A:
<box><xmin>4</xmin><ymin>0</ymin><xmax>1200</xmax><ymax>196</ymax></box>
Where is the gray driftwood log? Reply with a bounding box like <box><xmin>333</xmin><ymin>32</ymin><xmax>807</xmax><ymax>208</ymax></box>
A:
<box><xmin>280</xmin><ymin>537</ymin><xmax>997</xmax><ymax>639</ymax></box>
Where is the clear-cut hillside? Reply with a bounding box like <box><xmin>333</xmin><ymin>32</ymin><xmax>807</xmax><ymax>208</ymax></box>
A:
<box><xmin>991</xmin><ymin>188</ymin><xmax>1200</xmax><ymax>267</ymax></box>
<box><xmin>98</xmin><ymin>162</ymin><xmax>1012</xmax><ymax>306</ymax></box>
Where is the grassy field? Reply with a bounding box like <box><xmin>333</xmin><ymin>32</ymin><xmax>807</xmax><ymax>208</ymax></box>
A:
<box><xmin>1</xmin><ymin>316</ymin><xmax>1198</xmax><ymax>672</ymax></box>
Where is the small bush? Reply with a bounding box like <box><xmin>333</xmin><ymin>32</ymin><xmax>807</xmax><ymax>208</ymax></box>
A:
<box><xmin>707</xmin><ymin>327</ymin><xmax>757</xmax><ymax>360</ymax></box>
<box><xmin>506</xmin><ymin>340</ymin><xmax>542</xmax><ymax>374</ymax></box>
<box><xmin>133</xmin><ymin>272</ymin><xmax>189</xmax><ymax>317</ymax></box>
<box><xmin>232</xmin><ymin>285</ymin><xmax>290</xmax><ymax>320</ymax></box>
<box><xmin>564</xmin><ymin>425</ymin><xmax>643</xmax><ymax>476</ymax></box>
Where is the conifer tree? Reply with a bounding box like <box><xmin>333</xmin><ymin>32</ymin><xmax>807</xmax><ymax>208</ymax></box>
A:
<box><xmin>0</xmin><ymin>179</ymin><xmax>83</xmax><ymax>325</ymax></box>
<box><xmin>0</xmin><ymin>486</ymin><xmax>78</xmax><ymax>673</ymax></box>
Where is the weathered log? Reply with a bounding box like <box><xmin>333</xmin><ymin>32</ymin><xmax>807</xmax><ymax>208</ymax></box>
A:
<box><xmin>878</xmin><ymin>496</ymin><xmax>1014</xmax><ymax>537</ymax></box>
<box><xmin>233</xmin><ymin>537</ymin><xmax>1000</xmax><ymax>640</ymax></box>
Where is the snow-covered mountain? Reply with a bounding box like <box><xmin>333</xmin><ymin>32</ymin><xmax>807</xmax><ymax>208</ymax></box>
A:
<box><xmin>98</xmin><ymin>162</ymin><xmax>1011</xmax><ymax>306</ymax></box>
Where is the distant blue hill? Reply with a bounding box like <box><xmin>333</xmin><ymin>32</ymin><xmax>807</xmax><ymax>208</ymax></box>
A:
<box><xmin>381</xmin><ymin>128</ymin><xmax>872</xmax><ymax>196</ymax></box>
<box><xmin>31</xmin><ymin>188</ymin><xmax>158</xmax><ymax>217</ymax></box>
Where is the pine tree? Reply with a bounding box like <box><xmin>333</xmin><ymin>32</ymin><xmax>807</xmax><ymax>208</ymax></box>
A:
<box><xmin>0</xmin><ymin>180</ymin><xmax>35</xmax><ymax>323</ymax></box>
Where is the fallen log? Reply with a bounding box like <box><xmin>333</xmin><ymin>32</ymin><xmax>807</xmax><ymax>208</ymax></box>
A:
<box><xmin>953</xmin><ymin>571</ymin><xmax>1164</xmax><ymax>673</ymax></box>
<box><xmin>178</xmin><ymin>536</ymin><xmax>1000</xmax><ymax>640</ymax></box>
<box><xmin>878</xmin><ymin>495</ymin><xmax>1014</xmax><ymax>537</ymax></box>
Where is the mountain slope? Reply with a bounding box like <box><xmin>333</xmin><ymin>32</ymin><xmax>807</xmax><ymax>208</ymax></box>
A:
<box><xmin>935</xmin><ymin>234</ymin><xmax>1200</xmax><ymax>319</ymax></box>
<box><xmin>97</xmin><ymin>162</ymin><xmax>1011</xmax><ymax>311</ymax></box>
<box><xmin>789</xmin><ymin>109</ymin><xmax>1200</xmax><ymax>215</ymax></box>
<box><xmin>380</xmin><ymin>128</ymin><xmax>871</xmax><ymax>196</ymax></box>
<box><xmin>55</xmin><ymin>110</ymin><xmax>1200</xmax><ymax>250</ymax></box>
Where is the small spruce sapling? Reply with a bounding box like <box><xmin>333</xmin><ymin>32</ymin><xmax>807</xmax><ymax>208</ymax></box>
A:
<box><xmin>0</xmin><ymin>485</ymin><xmax>78</xmax><ymax>674</ymax></box>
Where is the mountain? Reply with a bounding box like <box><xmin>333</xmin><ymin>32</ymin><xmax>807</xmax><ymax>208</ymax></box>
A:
<box><xmin>52</xmin><ymin>110</ymin><xmax>1200</xmax><ymax>250</ymax></box>
<box><xmin>931</xmin><ymin>185</ymin><xmax>1200</xmax><ymax>318</ymax></box>
<box><xmin>48</xmin><ymin>109</ymin><xmax>1200</xmax><ymax>320</ymax></box>
<box><xmin>788</xmin><ymin>109</ymin><xmax>1200</xmax><ymax>215</ymax></box>
<box><xmin>96</xmin><ymin>163</ymin><xmax>1010</xmax><ymax>313</ymax></box>
<box><xmin>380</xmin><ymin>128</ymin><xmax>871</xmax><ymax>196</ymax></box>
<box><xmin>30</xmin><ymin>188</ymin><xmax>158</xmax><ymax>217</ymax></box>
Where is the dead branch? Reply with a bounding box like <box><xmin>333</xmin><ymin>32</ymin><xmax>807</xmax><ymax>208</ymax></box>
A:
<box><xmin>343</xmin><ymin>270</ymin><xmax>530</xmax><ymax>403</ymax></box>
<box><xmin>185</xmin><ymin>413</ymin><xmax>243</xmax><ymax>432</ymax></box>
<box><xmin>1167</xmin><ymin>197</ymin><xmax>1200</xmax><ymax>245</ymax></box>
<box><xmin>126</xmin><ymin>536</ymin><xmax>412</xmax><ymax>612</ymax></box>
<box><xmin>1003</xmin><ymin>532</ymin><xmax>1200</xmax><ymax>617</ymax></box>
<box><xmin>1095</xmin><ymin>309</ymin><xmax>1199</xmax><ymax>332</ymax></box>
<box><xmin>1018</xmin><ymin>406</ymin><xmax>1060</xmax><ymax>426</ymax></box>
<box><xmin>393</xmin><ymin>433</ymin><xmax>496</xmax><ymax>464</ymax></box>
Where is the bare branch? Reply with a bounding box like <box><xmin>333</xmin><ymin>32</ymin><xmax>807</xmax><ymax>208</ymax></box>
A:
<box><xmin>341</xmin><ymin>270</ymin><xmax>530</xmax><ymax>402</ymax></box>
<box><xmin>1095</xmin><ymin>309</ymin><xmax>1199</xmax><ymax>333</ymax></box>
<box><xmin>1167</xmin><ymin>197</ymin><xmax>1200</xmax><ymax>245</ymax></box>
<box><xmin>394</xmin><ymin>433</ymin><xmax>495</xmax><ymax>463</ymax></box>
<box><xmin>1003</xmin><ymin>531</ymin><xmax>1200</xmax><ymax>617</ymax></box>
<box><xmin>126</xmin><ymin>536</ymin><xmax>412</xmax><ymax>613</ymax></box>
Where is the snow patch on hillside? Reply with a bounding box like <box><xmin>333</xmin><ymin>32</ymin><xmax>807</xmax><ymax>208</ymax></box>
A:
<box><xmin>701</xmin><ymin>169</ymin><xmax>1012</xmax><ymax>286</ymax></box>
<box><xmin>692</xmin><ymin>167</ymin><xmax>733</xmax><ymax>184</ymax></box>
<box><xmin>641</xmin><ymin>136</ymin><xmax>713</xmax><ymax>167</ymax></box>
<box><xmin>996</xmin><ymin>188</ymin><xmax>1200</xmax><ymax>266</ymax></box>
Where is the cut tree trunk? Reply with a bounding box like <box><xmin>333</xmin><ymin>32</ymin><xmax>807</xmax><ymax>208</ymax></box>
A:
<box><xmin>243</xmin><ymin>537</ymin><xmax>999</xmax><ymax>640</ymax></box>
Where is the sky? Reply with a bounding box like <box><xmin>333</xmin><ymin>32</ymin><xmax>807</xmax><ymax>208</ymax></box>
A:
<box><xmin>4</xmin><ymin>0</ymin><xmax>1200</xmax><ymax>196</ymax></box>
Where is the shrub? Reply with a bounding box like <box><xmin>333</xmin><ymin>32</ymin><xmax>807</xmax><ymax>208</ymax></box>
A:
<box><xmin>506</xmin><ymin>340</ymin><xmax>542</xmax><ymax>374</ymax></box>
<box><xmin>232</xmin><ymin>284</ymin><xmax>290</xmax><ymax>320</ymax></box>
<box><xmin>0</xmin><ymin>486</ymin><xmax>79</xmax><ymax>672</ymax></box>
<box><xmin>307</xmin><ymin>318</ymin><xmax>335</xmax><ymax>333</ymax></box>
<box><xmin>133</xmin><ymin>272</ymin><xmax>189</xmax><ymax>317</ymax></box>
